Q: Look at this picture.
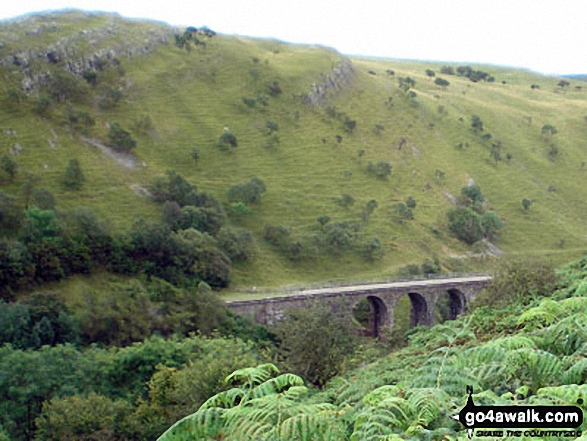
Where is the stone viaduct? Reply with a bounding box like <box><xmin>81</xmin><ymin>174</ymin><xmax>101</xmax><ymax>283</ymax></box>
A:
<box><xmin>226</xmin><ymin>274</ymin><xmax>492</xmax><ymax>337</ymax></box>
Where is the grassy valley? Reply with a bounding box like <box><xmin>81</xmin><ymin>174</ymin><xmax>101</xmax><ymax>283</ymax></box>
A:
<box><xmin>2</xmin><ymin>11</ymin><xmax>587</xmax><ymax>295</ymax></box>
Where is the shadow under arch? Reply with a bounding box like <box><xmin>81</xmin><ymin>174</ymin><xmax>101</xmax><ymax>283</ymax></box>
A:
<box><xmin>352</xmin><ymin>295</ymin><xmax>389</xmax><ymax>338</ymax></box>
<box><xmin>435</xmin><ymin>288</ymin><xmax>467</xmax><ymax>323</ymax></box>
<box><xmin>407</xmin><ymin>292</ymin><xmax>429</xmax><ymax>327</ymax></box>
<box><xmin>367</xmin><ymin>295</ymin><xmax>389</xmax><ymax>338</ymax></box>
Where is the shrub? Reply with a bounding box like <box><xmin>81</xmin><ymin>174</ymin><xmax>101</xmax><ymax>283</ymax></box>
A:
<box><xmin>425</xmin><ymin>69</ymin><xmax>435</xmax><ymax>77</ymax></box>
<box><xmin>434</xmin><ymin>77</ymin><xmax>450</xmax><ymax>87</ymax></box>
<box><xmin>460</xmin><ymin>184</ymin><xmax>484</xmax><ymax>210</ymax></box>
<box><xmin>98</xmin><ymin>88</ymin><xmax>123</xmax><ymax>109</ymax></box>
<box><xmin>367</xmin><ymin>161</ymin><xmax>392</xmax><ymax>179</ymax></box>
<box><xmin>392</xmin><ymin>203</ymin><xmax>414</xmax><ymax>221</ymax></box>
<box><xmin>35</xmin><ymin>393</ymin><xmax>134</xmax><ymax>441</ymax></box>
<box><xmin>32</xmin><ymin>188</ymin><xmax>57</xmax><ymax>210</ymax></box>
<box><xmin>480</xmin><ymin>211</ymin><xmax>503</xmax><ymax>240</ymax></box>
<box><xmin>263</xmin><ymin>225</ymin><xmax>290</xmax><ymax>248</ymax></box>
<box><xmin>43</xmin><ymin>72</ymin><xmax>87</xmax><ymax>103</ymax></box>
<box><xmin>35</xmin><ymin>94</ymin><xmax>52</xmax><ymax>114</ymax></box>
<box><xmin>226</xmin><ymin>178</ymin><xmax>266</xmax><ymax>205</ymax></box>
<box><xmin>343</xmin><ymin>116</ymin><xmax>357</xmax><ymax>132</ymax></box>
<box><xmin>242</xmin><ymin>97</ymin><xmax>256</xmax><ymax>108</ymax></box>
<box><xmin>440</xmin><ymin>66</ymin><xmax>455</xmax><ymax>75</ymax></box>
<box><xmin>107</xmin><ymin>123</ymin><xmax>136</xmax><ymax>153</ymax></box>
<box><xmin>191</xmin><ymin>148</ymin><xmax>199</xmax><ymax>163</ymax></box>
<box><xmin>317</xmin><ymin>215</ymin><xmax>330</xmax><ymax>227</ymax></box>
<box><xmin>274</xmin><ymin>304</ymin><xmax>357</xmax><ymax>387</ymax></box>
<box><xmin>405</xmin><ymin>196</ymin><xmax>417</xmax><ymax>209</ymax></box>
<box><xmin>336</xmin><ymin>193</ymin><xmax>355</xmax><ymax>209</ymax></box>
<box><xmin>228</xmin><ymin>202</ymin><xmax>252</xmax><ymax>216</ymax></box>
<box><xmin>267</xmin><ymin>81</ymin><xmax>282</xmax><ymax>96</ymax></box>
<box><xmin>265</xmin><ymin>120</ymin><xmax>279</xmax><ymax>134</ymax></box>
<box><xmin>541</xmin><ymin>124</ymin><xmax>558</xmax><ymax>138</ymax></box>
<box><xmin>522</xmin><ymin>198</ymin><xmax>532</xmax><ymax>211</ymax></box>
<box><xmin>471</xmin><ymin>115</ymin><xmax>484</xmax><ymax>132</ymax></box>
<box><xmin>473</xmin><ymin>259</ymin><xmax>558</xmax><ymax>307</ymax></box>
<box><xmin>322</xmin><ymin>222</ymin><xmax>359</xmax><ymax>254</ymax></box>
<box><xmin>216</xmin><ymin>227</ymin><xmax>257</xmax><ymax>263</ymax></box>
<box><xmin>363</xmin><ymin>236</ymin><xmax>384</xmax><ymax>262</ymax></box>
<box><xmin>447</xmin><ymin>206</ymin><xmax>483</xmax><ymax>244</ymax></box>
<box><xmin>218</xmin><ymin>129</ymin><xmax>238</xmax><ymax>149</ymax></box>
<box><xmin>179</xmin><ymin>206</ymin><xmax>226</xmax><ymax>235</ymax></box>
<box><xmin>63</xmin><ymin>159</ymin><xmax>85</xmax><ymax>190</ymax></box>
<box><xmin>150</xmin><ymin>170</ymin><xmax>198</xmax><ymax>206</ymax></box>
<box><xmin>0</xmin><ymin>156</ymin><xmax>17</xmax><ymax>183</ymax></box>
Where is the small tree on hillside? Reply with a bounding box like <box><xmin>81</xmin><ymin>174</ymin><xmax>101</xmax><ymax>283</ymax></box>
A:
<box><xmin>447</xmin><ymin>206</ymin><xmax>483</xmax><ymax>244</ymax></box>
<box><xmin>471</xmin><ymin>115</ymin><xmax>484</xmax><ymax>132</ymax></box>
<box><xmin>522</xmin><ymin>198</ymin><xmax>533</xmax><ymax>211</ymax></box>
<box><xmin>63</xmin><ymin>159</ymin><xmax>85</xmax><ymax>190</ymax></box>
<box><xmin>425</xmin><ymin>69</ymin><xmax>435</xmax><ymax>78</ymax></box>
<box><xmin>541</xmin><ymin>124</ymin><xmax>558</xmax><ymax>139</ymax></box>
<box><xmin>434</xmin><ymin>77</ymin><xmax>450</xmax><ymax>88</ymax></box>
<box><xmin>107</xmin><ymin>123</ymin><xmax>136</xmax><ymax>153</ymax></box>
<box><xmin>367</xmin><ymin>161</ymin><xmax>392</xmax><ymax>179</ymax></box>
<box><xmin>218</xmin><ymin>128</ymin><xmax>238</xmax><ymax>149</ymax></box>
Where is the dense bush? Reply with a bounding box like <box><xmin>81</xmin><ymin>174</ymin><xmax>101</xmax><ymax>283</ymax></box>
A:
<box><xmin>367</xmin><ymin>161</ymin><xmax>392</xmax><ymax>179</ymax></box>
<box><xmin>447</xmin><ymin>206</ymin><xmax>483</xmax><ymax>244</ymax></box>
<box><xmin>218</xmin><ymin>129</ymin><xmax>238</xmax><ymax>149</ymax></box>
<box><xmin>216</xmin><ymin>227</ymin><xmax>257</xmax><ymax>262</ymax></box>
<box><xmin>226</xmin><ymin>177</ymin><xmax>266</xmax><ymax>205</ymax></box>
<box><xmin>63</xmin><ymin>159</ymin><xmax>85</xmax><ymax>190</ymax></box>
<box><xmin>274</xmin><ymin>304</ymin><xmax>357</xmax><ymax>387</ymax></box>
<box><xmin>107</xmin><ymin>123</ymin><xmax>136</xmax><ymax>153</ymax></box>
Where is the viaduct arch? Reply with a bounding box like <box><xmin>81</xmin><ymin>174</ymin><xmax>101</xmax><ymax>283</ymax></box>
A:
<box><xmin>226</xmin><ymin>275</ymin><xmax>491</xmax><ymax>337</ymax></box>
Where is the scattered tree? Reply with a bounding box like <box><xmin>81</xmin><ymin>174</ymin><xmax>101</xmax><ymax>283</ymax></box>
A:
<box><xmin>226</xmin><ymin>178</ymin><xmax>266</xmax><ymax>205</ymax></box>
<box><xmin>218</xmin><ymin>128</ymin><xmax>238</xmax><ymax>149</ymax></box>
<box><xmin>0</xmin><ymin>156</ymin><xmax>17</xmax><ymax>182</ymax></box>
<box><xmin>541</xmin><ymin>124</ymin><xmax>558</xmax><ymax>138</ymax></box>
<box><xmin>367</xmin><ymin>161</ymin><xmax>392</xmax><ymax>179</ymax></box>
<box><xmin>191</xmin><ymin>148</ymin><xmax>200</xmax><ymax>163</ymax></box>
<box><xmin>447</xmin><ymin>206</ymin><xmax>483</xmax><ymax>244</ymax></box>
<box><xmin>434</xmin><ymin>77</ymin><xmax>450</xmax><ymax>88</ymax></box>
<box><xmin>277</xmin><ymin>304</ymin><xmax>356</xmax><ymax>387</ymax></box>
<box><xmin>63</xmin><ymin>159</ymin><xmax>85</xmax><ymax>190</ymax></box>
<box><xmin>522</xmin><ymin>198</ymin><xmax>533</xmax><ymax>211</ymax></box>
<box><xmin>336</xmin><ymin>193</ymin><xmax>355</xmax><ymax>209</ymax></box>
<box><xmin>471</xmin><ymin>115</ymin><xmax>484</xmax><ymax>132</ymax></box>
<box><xmin>425</xmin><ymin>69</ymin><xmax>435</xmax><ymax>78</ymax></box>
<box><xmin>107</xmin><ymin>123</ymin><xmax>136</xmax><ymax>153</ymax></box>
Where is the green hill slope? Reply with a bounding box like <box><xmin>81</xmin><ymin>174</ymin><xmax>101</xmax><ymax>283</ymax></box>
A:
<box><xmin>2</xmin><ymin>10</ymin><xmax>587</xmax><ymax>293</ymax></box>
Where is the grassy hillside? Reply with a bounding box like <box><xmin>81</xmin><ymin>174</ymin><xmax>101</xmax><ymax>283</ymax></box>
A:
<box><xmin>2</xmin><ymin>10</ymin><xmax>587</xmax><ymax>295</ymax></box>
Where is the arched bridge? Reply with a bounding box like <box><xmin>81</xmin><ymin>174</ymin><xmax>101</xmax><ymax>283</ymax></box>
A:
<box><xmin>226</xmin><ymin>274</ymin><xmax>492</xmax><ymax>337</ymax></box>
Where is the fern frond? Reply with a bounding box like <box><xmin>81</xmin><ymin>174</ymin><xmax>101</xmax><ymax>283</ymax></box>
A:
<box><xmin>536</xmin><ymin>384</ymin><xmax>587</xmax><ymax>405</ymax></box>
<box><xmin>199</xmin><ymin>387</ymin><xmax>246</xmax><ymax>410</ymax></box>
<box><xmin>225</xmin><ymin>363</ymin><xmax>280</xmax><ymax>388</ymax></box>
<box><xmin>157</xmin><ymin>407</ymin><xmax>224</xmax><ymax>441</ymax></box>
<box><xmin>250</xmin><ymin>373</ymin><xmax>305</xmax><ymax>399</ymax></box>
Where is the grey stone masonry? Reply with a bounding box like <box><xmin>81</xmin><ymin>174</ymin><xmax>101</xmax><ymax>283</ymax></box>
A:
<box><xmin>227</xmin><ymin>275</ymin><xmax>492</xmax><ymax>337</ymax></box>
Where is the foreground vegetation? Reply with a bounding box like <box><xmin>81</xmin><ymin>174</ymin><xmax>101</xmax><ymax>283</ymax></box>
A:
<box><xmin>2</xmin><ymin>255</ymin><xmax>587</xmax><ymax>440</ymax></box>
<box><xmin>159</xmin><ymin>257</ymin><xmax>587</xmax><ymax>441</ymax></box>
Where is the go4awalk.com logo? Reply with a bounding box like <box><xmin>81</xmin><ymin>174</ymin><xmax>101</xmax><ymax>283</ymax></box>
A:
<box><xmin>452</xmin><ymin>387</ymin><xmax>583</xmax><ymax>439</ymax></box>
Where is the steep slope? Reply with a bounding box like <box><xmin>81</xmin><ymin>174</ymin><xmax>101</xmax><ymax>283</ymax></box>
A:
<box><xmin>1</xmin><ymin>10</ymin><xmax>587</xmax><ymax>293</ymax></box>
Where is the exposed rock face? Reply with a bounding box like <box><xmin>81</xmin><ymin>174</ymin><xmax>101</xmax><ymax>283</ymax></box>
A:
<box><xmin>0</xmin><ymin>12</ymin><xmax>176</xmax><ymax>94</ymax></box>
<box><xmin>302</xmin><ymin>58</ymin><xmax>355</xmax><ymax>106</ymax></box>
